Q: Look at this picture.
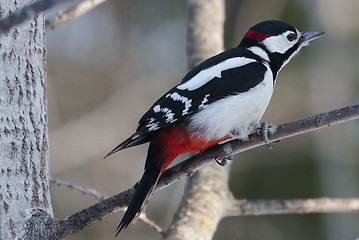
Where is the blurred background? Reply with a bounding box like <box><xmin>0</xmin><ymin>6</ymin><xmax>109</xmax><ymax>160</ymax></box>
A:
<box><xmin>46</xmin><ymin>0</ymin><xmax>359</xmax><ymax>239</ymax></box>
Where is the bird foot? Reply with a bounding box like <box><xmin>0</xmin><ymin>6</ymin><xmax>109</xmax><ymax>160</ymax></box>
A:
<box><xmin>215</xmin><ymin>155</ymin><xmax>233</xmax><ymax>166</ymax></box>
<box><xmin>253</xmin><ymin>122</ymin><xmax>277</xmax><ymax>149</ymax></box>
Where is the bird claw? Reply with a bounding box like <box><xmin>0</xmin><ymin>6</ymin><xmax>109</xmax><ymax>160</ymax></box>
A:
<box><xmin>253</xmin><ymin>122</ymin><xmax>277</xmax><ymax>149</ymax></box>
<box><xmin>215</xmin><ymin>155</ymin><xmax>233</xmax><ymax>166</ymax></box>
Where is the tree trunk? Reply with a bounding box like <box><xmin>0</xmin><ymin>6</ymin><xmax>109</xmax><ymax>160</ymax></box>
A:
<box><xmin>0</xmin><ymin>0</ymin><xmax>52</xmax><ymax>239</ymax></box>
<box><xmin>164</xmin><ymin>1</ymin><xmax>228</xmax><ymax>239</ymax></box>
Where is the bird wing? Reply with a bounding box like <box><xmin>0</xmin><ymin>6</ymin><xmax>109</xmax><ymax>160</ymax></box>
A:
<box><xmin>106</xmin><ymin>48</ymin><xmax>268</xmax><ymax>157</ymax></box>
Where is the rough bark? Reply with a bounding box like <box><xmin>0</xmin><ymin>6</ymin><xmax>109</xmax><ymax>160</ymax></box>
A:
<box><xmin>0</xmin><ymin>1</ymin><xmax>52</xmax><ymax>239</ymax></box>
<box><xmin>164</xmin><ymin>1</ymin><xmax>228</xmax><ymax>239</ymax></box>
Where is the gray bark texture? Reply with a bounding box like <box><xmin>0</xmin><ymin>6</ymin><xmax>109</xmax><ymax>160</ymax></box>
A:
<box><xmin>0</xmin><ymin>0</ymin><xmax>52</xmax><ymax>239</ymax></box>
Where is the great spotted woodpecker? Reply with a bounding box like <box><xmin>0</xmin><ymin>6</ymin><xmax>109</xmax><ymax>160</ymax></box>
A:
<box><xmin>106</xmin><ymin>20</ymin><xmax>324</xmax><ymax>235</ymax></box>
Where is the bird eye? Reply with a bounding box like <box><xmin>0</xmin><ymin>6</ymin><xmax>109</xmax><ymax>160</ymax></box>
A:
<box><xmin>287</xmin><ymin>33</ymin><xmax>297</xmax><ymax>41</ymax></box>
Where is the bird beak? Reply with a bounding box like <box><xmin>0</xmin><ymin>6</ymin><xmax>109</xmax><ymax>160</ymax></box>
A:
<box><xmin>300</xmin><ymin>31</ymin><xmax>325</xmax><ymax>43</ymax></box>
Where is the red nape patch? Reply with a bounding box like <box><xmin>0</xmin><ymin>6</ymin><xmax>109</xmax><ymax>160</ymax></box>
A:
<box><xmin>152</xmin><ymin>125</ymin><xmax>227</xmax><ymax>174</ymax></box>
<box><xmin>244</xmin><ymin>30</ymin><xmax>273</xmax><ymax>42</ymax></box>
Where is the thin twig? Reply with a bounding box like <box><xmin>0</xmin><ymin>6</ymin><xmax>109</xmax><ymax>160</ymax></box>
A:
<box><xmin>46</xmin><ymin>0</ymin><xmax>108</xmax><ymax>30</ymax></box>
<box><xmin>138</xmin><ymin>213</ymin><xmax>163</xmax><ymax>233</ymax></box>
<box><xmin>49</xmin><ymin>177</ymin><xmax>163</xmax><ymax>233</ymax></box>
<box><xmin>50</xmin><ymin>177</ymin><xmax>106</xmax><ymax>201</ymax></box>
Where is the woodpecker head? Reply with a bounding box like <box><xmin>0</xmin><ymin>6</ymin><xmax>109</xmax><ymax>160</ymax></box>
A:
<box><xmin>239</xmin><ymin>20</ymin><xmax>324</xmax><ymax>73</ymax></box>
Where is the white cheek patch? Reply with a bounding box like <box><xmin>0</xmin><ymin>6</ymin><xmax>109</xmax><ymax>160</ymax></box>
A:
<box><xmin>262</xmin><ymin>30</ymin><xmax>299</xmax><ymax>54</ymax></box>
<box><xmin>277</xmin><ymin>31</ymin><xmax>303</xmax><ymax>72</ymax></box>
<box><xmin>177</xmin><ymin>57</ymin><xmax>256</xmax><ymax>91</ymax></box>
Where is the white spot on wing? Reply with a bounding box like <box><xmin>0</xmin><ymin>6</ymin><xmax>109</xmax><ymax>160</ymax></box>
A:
<box><xmin>153</xmin><ymin>105</ymin><xmax>161</xmax><ymax>113</ymax></box>
<box><xmin>146</xmin><ymin>118</ymin><xmax>160</xmax><ymax>131</ymax></box>
<box><xmin>199</xmin><ymin>94</ymin><xmax>210</xmax><ymax>109</ymax></box>
<box><xmin>177</xmin><ymin>57</ymin><xmax>256</xmax><ymax>91</ymax></box>
<box><xmin>151</xmin><ymin>105</ymin><xmax>175</xmax><ymax>123</ymax></box>
<box><xmin>166</xmin><ymin>92</ymin><xmax>192</xmax><ymax>116</ymax></box>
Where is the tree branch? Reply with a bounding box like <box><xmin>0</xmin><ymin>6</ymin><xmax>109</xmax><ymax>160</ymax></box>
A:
<box><xmin>157</xmin><ymin>104</ymin><xmax>359</xmax><ymax>191</ymax></box>
<box><xmin>227</xmin><ymin>198</ymin><xmax>359</xmax><ymax>216</ymax></box>
<box><xmin>0</xmin><ymin>0</ymin><xmax>109</xmax><ymax>34</ymax></box>
<box><xmin>50</xmin><ymin>177</ymin><xmax>106</xmax><ymax>201</ymax></box>
<box><xmin>139</xmin><ymin>213</ymin><xmax>163</xmax><ymax>234</ymax></box>
<box><xmin>45</xmin><ymin>0</ymin><xmax>108</xmax><ymax>30</ymax></box>
<box><xmin>0</xmin><ymin>0</ymin><xmax>70</xmax><ymax>34</ymax></box>
<box><xmin>42</xmin><ymin>103</ymin><xmax>359</xmax><ymax>239</ymax></box>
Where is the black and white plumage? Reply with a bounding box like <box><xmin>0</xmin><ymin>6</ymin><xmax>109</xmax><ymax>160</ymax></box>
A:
<box><xmin>107</xmin><ymin>20</ymin><xmax>324</xmax><ymax>235</ymax></box>
<box><xmin>107</xmin><ymin>20</ymin><xmax>323</xmax><ymax>156</ymax></box>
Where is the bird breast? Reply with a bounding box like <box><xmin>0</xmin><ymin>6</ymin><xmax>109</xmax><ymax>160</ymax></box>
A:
<box><xmin>188</xmin><ymin>65</ymin><xmax>274</xmax><ymax>141</ymax></box>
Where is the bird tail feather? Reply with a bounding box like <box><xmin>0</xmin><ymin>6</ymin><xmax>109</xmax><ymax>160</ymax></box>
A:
<box><xmin>115</xmin><ymin>165</ymin><xmax>161</xmax><ymax>236</ymax></box>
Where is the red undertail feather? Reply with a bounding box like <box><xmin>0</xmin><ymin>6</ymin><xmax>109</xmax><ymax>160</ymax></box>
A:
<box><xmin>116</xmin><ymin>125</ymin><xmax>225</xmax><ymax>236</ymax></box>
<box><xmin>152</xmin><ymin>125</ymin><xmax>225</xmax><ymax>173</ymax></box>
